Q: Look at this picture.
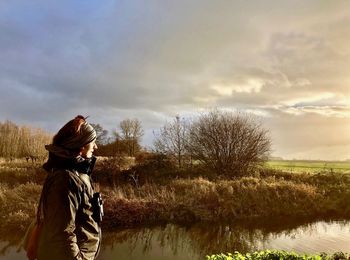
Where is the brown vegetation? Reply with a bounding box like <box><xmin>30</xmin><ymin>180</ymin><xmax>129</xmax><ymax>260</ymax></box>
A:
<box><xmin>94</xmin><ymin>157</ymin><xmax>350</xmax><ymax>227</ymax></box>
<box><xmin>102</xmin><ymin>176</ymin><xmax>324</xmax><ymax>227</ymax></box>
<box><xmin>93</xmin><ymin>118</ymin><xmax>144</xmax><ymax>157</ymax></box>
<box><xmin>2</xmin><ymin>158</ymin><xmax>350</xmax><ymax>242</ymax></box>
<box><xmin>0</xmin><ymin>121</ymin><xmax>51</xmax><ymax>159</ymax></box>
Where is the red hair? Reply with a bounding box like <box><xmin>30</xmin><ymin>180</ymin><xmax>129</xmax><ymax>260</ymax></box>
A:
<box><xmin>53</xmin><ymin>115</ymin><xmax>87</xmax><ymax>146</ymax></box>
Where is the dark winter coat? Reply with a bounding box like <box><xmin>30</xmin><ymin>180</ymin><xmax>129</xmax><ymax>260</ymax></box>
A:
<box><xmin>37</xmin><ymin>155</ymin><xmax>101</xmax><ymax>260</ymax></box>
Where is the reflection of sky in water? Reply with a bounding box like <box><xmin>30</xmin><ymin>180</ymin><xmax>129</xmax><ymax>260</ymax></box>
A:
<box><xmin>98</xmin><ymin>220</ymin><xmax>350</xmax><ymax>259</ymax></box>
<box><xmin>265</xmin><ymin>221</ymin><xmax>350</xmax><ymax>254</ymax></box>
<box><xmin>3</xmin><ymin>220</ymin><xmax>350</xmax><ymax>260</ymax></box>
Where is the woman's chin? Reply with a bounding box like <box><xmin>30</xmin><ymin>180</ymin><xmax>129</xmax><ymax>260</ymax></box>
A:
<box><xmin>82</xmin><ymin>153</ymin><xmax>93</xmax><ymax>159</ymax></box>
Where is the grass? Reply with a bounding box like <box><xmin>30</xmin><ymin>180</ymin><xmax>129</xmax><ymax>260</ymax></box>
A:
<box><xmin>206</xmin><ymin>250</ymin><xmax>350</xmax><ymax>260</ymax></box>
<box><xmin>266</xmin><ymin>160</ymin><xmax>350</xmax><ymax>174</ymax></box>
<box><xmin>0</xmin><ymin>159</ymin><xmax>45</xmax><ymax>243</ymax></box>
<box><xmin>0</xmin><ymin>182</ymin><xmax>41</xmax><ymax>236</ymax></box>
<box><xmin>2</xmin><ymin>158</ymin><xmax>350</xmax><ymax>240</ymax></box>
<box><xmin>101</xmin><ymin>172</ymin><xmax>350</xmax><ymax>227</ymax></box>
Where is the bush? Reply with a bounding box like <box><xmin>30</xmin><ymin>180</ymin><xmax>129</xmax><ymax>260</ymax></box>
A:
<box><xmin>206</xmin><ymin>250</ymin><xmax>350</xmax><ymax>260</ymax></box>
<box><xmin>189</xmin><ymin>110</ymin><xmax>271</xmax><ymax>176</ymax></box>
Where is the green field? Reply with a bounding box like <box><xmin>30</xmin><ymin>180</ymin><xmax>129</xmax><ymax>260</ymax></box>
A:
<box><xmin>266</xmin><ymin>160</ymin><xmax>350</xmax><ymax>174</ymax></box>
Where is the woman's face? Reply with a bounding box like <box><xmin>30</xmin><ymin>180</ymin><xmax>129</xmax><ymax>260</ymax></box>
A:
<box><xmin>80</xmin><ymin>140</ymin><xmax>98</xmax><ymax>158</ymax></box>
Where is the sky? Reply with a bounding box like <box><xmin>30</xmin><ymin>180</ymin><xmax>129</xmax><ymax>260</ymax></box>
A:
<box><xmin>1</xmin><ymin>0</ymin><xmax>350</xmax><ymax>160</ymax></box>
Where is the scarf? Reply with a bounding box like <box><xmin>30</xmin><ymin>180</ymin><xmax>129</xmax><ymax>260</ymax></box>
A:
<box><xmin>60</xmin><ymin>122</ymin><xmax>96</xmax><ymax>151</ymax></box>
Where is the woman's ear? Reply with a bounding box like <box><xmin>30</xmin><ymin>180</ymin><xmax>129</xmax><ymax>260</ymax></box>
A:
<box><xmin>79</xmin><ymin>145</ymin><xmax>86</xmax><ymax>156</ymax></box>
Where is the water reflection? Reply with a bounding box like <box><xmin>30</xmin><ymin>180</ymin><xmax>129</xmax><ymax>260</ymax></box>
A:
<box><xmin>2</xmin><ymin>218</ymin><xmax>350</xmax><ymax>260</ymax></box>
<box><xmin>98</xmin><ymin>218</ymin><xmax>350</xmax><ymax>259</ymax></box>
<box><xmin>100</xmin><ymin>225</ymin><xmax>198</xmax><ymax>259</ymax></box>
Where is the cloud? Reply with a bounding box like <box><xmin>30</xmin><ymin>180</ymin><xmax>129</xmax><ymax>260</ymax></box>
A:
<box><xmin>1</xmin><ymin>1</ymin><xmax>350</xmax><ymax>159</ymax></box>
<box><xmin>279</xmin><ymin>105</ymin><xmax>350</xmax><ymax>118</ymax></box>
<box><xmin>211</xmin><ymin>79</ymin><xmax>264</xmax><ymax>95</ymax></box>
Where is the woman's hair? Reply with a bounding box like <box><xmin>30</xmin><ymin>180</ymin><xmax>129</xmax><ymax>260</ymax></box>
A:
<box><xmin>53</xmin><ymin>115</ymin><xmax>87</xmax><ymax>146</ymax></box>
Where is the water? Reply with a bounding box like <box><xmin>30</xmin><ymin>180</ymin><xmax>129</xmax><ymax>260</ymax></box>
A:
<box><xmin>2</xmin><ymin>219</ymin><xmax>350</xmax><ymax>260</ymax></box>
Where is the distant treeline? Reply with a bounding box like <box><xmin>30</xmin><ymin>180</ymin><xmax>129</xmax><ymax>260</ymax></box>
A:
<box><xmin>92</xmin><ymin>118</ymin><xmax>144</xmax><ymax>157</ymax></box>
<box><xmin>0</xmin><ymin>121</ymin><xmax>52</xmax><ymax>158</ymax></box>
<box><xmin>0</xmin><ymin>119</ymin><xmax>144</xmax><ymax>159</ymax></box>
<box><xmin>1</xmin><ymin>110</ymin><xmax>271</xmax><ymax>177</ymax></box>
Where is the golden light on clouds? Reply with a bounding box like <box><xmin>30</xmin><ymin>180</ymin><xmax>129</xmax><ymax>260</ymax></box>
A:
<box><xmin>280</xmin><ymin>92</ymin><xmax>335</xmax><ymax>107</ymax></box>
<box><xmin>211</xmin><ymin>79</ymin><xmax>264</xmax><ymax>96</ymax></box>
<box><xmin>2</xmin><ymin>1</ymin><xmax>350</xmax><ymax>160</ymax></box>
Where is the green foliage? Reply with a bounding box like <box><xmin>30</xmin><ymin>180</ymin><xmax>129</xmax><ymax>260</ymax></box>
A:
<box><xmin>206</xmin><ymin>250</ymin><xmax>350</xmax><ymax>260</ymax></box>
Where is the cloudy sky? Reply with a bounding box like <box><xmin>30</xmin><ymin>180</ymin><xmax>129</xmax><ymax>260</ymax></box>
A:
<box><xmin>1</xmin><ymin>0</ymin><xmax>350</xmax><ymax>160</ymax></box>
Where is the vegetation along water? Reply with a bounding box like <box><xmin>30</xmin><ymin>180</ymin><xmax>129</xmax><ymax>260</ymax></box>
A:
<box><xmin>2</xmin><ymin>158</ymin><xmax>350</xmax><ymax>259</ymax></box>
<box><xmin>1</xmin><ymin>114</ymin><xmax>350</xmax><ymax>259</ymax></box>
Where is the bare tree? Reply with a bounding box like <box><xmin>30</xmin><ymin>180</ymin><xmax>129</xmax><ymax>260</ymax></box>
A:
<box><xmin>189</xmin><ymin>110</ymin><xmax>271</xmax><ymax>176</ymax></box>
<box><xmin>119</xmin><ymin>118</ymin><xmax>144</xmax><ymax>156</ymax></box>
<box><xmin>153</xmin><ymin>116</ymin><xmax>190</xmax><ymax>168</ymax></box>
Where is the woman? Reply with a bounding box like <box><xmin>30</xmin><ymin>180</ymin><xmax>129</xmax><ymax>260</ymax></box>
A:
<box><xmin>37</xmin><ymin>115</ymin><xmax>102</xmax><ymax>260</ymax></box>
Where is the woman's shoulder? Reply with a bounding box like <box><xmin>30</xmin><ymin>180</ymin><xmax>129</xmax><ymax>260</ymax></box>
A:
<box><xmin>47</xmin><ymin>168</ymin><xmax>85</xmax><ymax>190</ymax></box>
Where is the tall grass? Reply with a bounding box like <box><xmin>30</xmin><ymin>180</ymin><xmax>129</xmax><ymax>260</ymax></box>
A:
<box><xmin>0</xmin><ymin>182</ymin><xmax>41</xmax><ymax>233</ymax></box>
<box><xmin>102</xmin><ymin>170</ymin><xmax>350</xmax><ymax>227</ymax></box>
<box><xmin>102</xmin><ymin>176</ymin><xmax>329</xmax><ymax>227</ymax></box>
<box><xmin>2</xmin><ymin>159</ymin><xmax>350</xmax><ymax>235</ymax></box>
<box><xmin>0</xmin><ymin>159</ymin><xmax>44</xmax><ymax>243</ymax></box>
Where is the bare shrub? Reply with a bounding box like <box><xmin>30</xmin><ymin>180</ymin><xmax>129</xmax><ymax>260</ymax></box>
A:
<box><xmin>124</xmin><ymin>152</ymin><xmax>177</xmax><ymax>185</ymax></box>
<box><xmin>93</xmin><ymin>156</ymin><xmax>127</xmax><ymax>186</ymax></box>
<box><xmin>189</xmin><ymin>110</ymin><xmax>271</xmax><ymax>176</ymax></box>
